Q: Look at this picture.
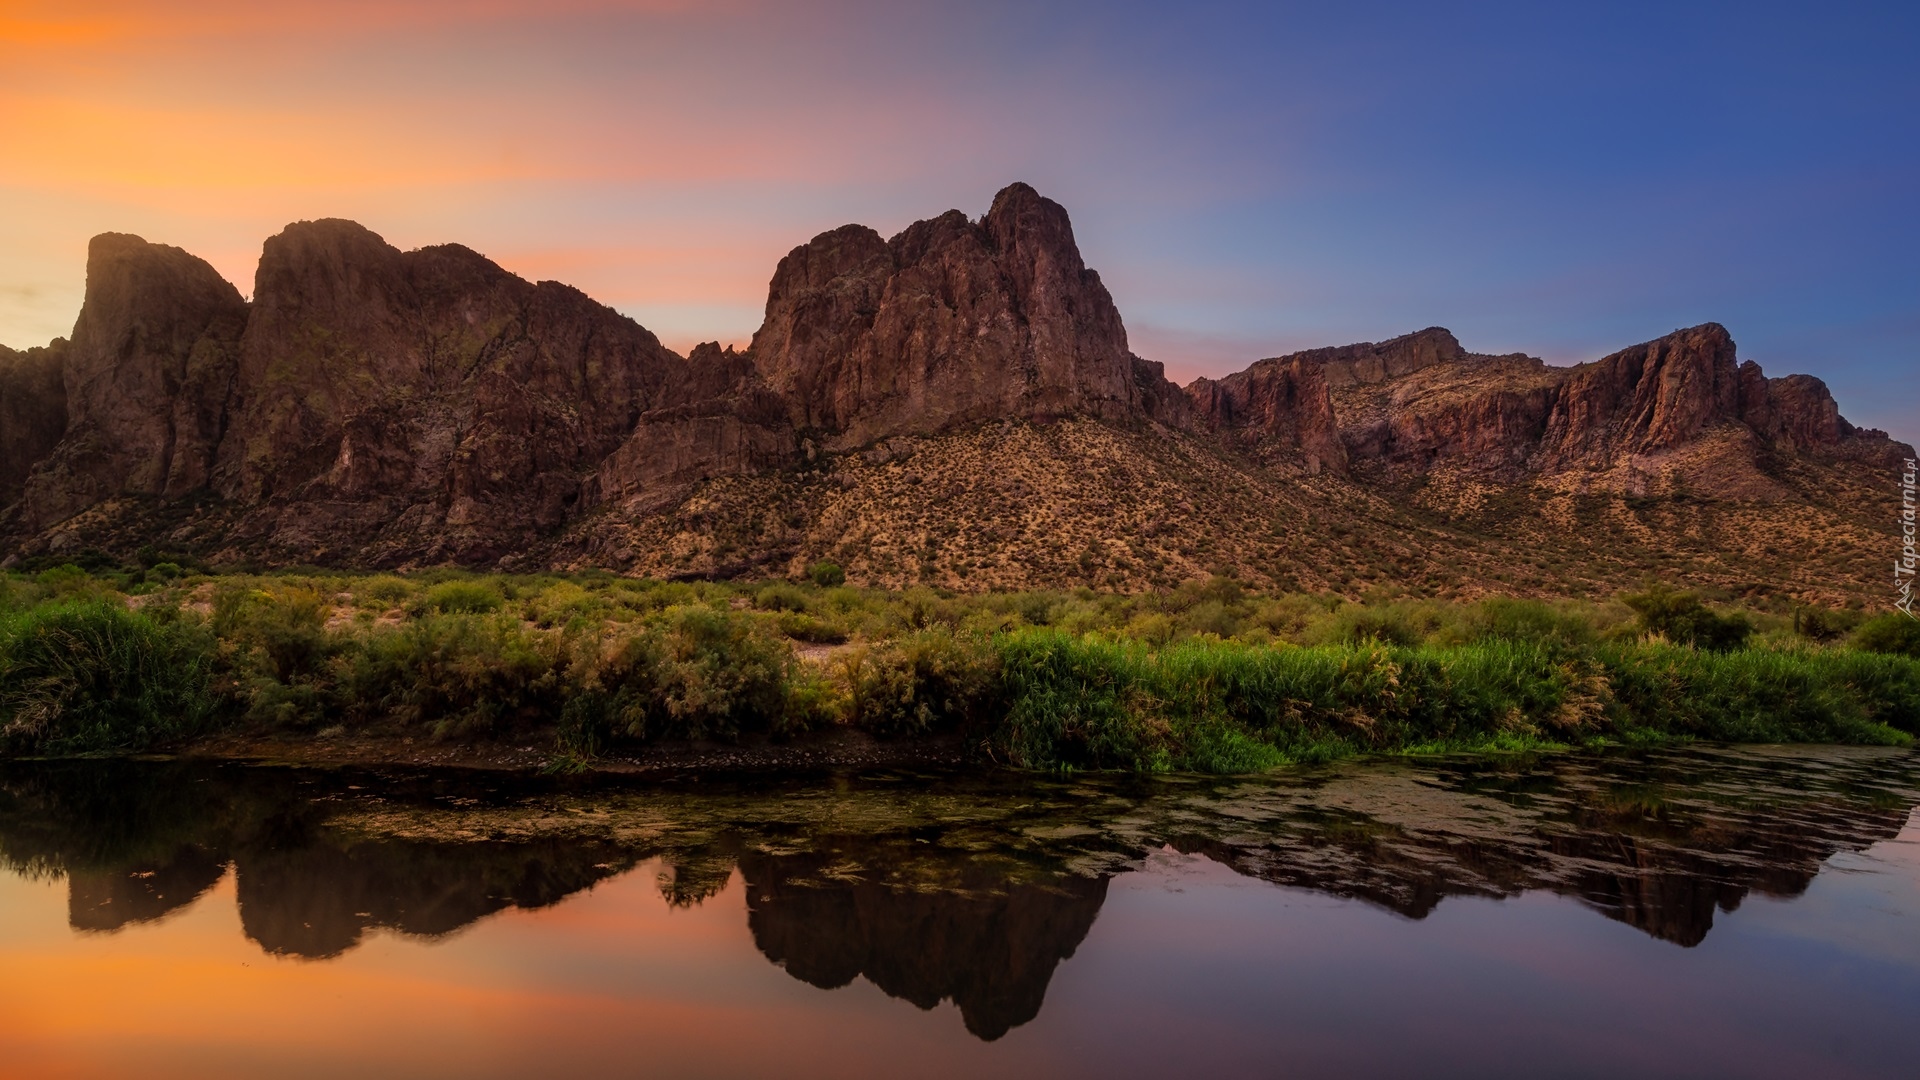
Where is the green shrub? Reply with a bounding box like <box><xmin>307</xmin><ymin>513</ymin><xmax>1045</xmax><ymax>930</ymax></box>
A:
<box><xmin>1309</xmin><ymin>602</ymin><xmax>1440</xmax><ymax>647</ymax></box>
<box><xmin>990</xmin><ymin>631</ymin><xmax>1168</xmax><ymax>770</ymax></box>
<box><xmin>807</xmin><ymin>562</ymin><xmax>846</xmax><ymax>588</ymax></box>
<box><xmin>214</xmin><ymin>585</ymin><xmax>334</xmax><ymax>684</ymax></box>
<box><xmin>0</xmin><ymin>601</ymin><xmax>219</xmax><ymax>755</ymax></box>
<box><xmin>774</xmin><ymin>611</ymin><xmax>847</xmax><ymax>644</ymax></box>
<box><xmin>210</xmin><ymin>584</ymin><xmax>340</xmax><ymax>728</ymax></box>
<box><xmin>1598</xmin><ymin>644</ymin><xmax>1908</xmax><ymax>744</ymax></box>
<box><xmin>349</xmin><ymin>614</ymin><xmax>562</xmax><ymax>738</ymax></box>
<box><xmin>754</xmin><ymin>583</ymin><xmax>810</xmax><ymax>612</ymax></box>
<box><xmin>564</xmin><ymin>606</ymin><xmax>794</xmax><ymax>746</ymax></box>
<box><xmin>420</xmin><ymin>580</ymin><xmax>503</xmax><ymax>615</ymax></box>
<box><xmin>1853</xmin><ymin>612</ymin><xmax>1920</xmax><ymax>658</ymax></box>
<box><xmin>525</xmin><ymin>582</ymin><xmax>606</xmax><ymax>628</ymax></box>
<box><xmin>1464</xmin><ymin>597</ymin><xmax>1597</xmax><ymax>651</ymax></box>
<box><xmin>357</xmin><ymin>576</ymin><xmax>414</xmax><ymax>606</ymax></box>
<box><xmin>1621</xmin><ymin>586</ymin><xmax>1753</xmax><ymax>650</ymax></box>
<box><xmin>1793</xmin><ymin>606</ymin><xmax>1861</xmax><ymax>642</ymax></box>
<box><xmin>843</xmin><ymin>628</ymin><xmax>998</xmax><ymax>737</ymax></box>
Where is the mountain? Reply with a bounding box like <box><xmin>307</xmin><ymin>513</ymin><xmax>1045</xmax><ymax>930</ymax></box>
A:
<box><xmin>1</xmin><ymin>183</ymin><xmax>1908</xmax><ymax>603</ymax></box>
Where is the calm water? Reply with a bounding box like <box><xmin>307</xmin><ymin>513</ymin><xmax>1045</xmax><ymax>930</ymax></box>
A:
<box><xmin>1</xmin><ymin>746</ymin><xmax>1917</xmax><ymax>1079</ymax></box>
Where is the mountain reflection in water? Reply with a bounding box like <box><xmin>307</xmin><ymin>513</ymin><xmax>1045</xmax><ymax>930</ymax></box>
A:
<box><xmin>0</xmin><ymin>747</ymin><xmax>1915</xmax><ymax>1045</ymax></box>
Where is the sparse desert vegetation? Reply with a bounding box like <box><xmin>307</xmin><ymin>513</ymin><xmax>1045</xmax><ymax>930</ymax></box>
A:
<box><xmin>2</xmin><ymin>560</ymin><xmax>1916</xmax><ymax>771</ymax></box>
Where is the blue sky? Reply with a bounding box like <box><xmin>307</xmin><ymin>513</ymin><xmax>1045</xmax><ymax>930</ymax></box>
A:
<box><xmin>3</xmin><ymin>0</ymin><xmax>1915</xmax><ymax>443</ymax></box>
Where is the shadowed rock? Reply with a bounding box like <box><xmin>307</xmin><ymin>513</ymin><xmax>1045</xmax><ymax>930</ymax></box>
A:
<box><xmin>741</xmin><ymin>846</ymin><xmax>1109</xmax><ymax>1040</ymax></box>
<box><xmin>17</xmin><ymin>235</ymin><xmax>247</xmax><ymax>530</ymax></box>
<box><xmin>0</xmin><ymin>191</ymin><xmax>1910</xmax><ymax>589</ymax></box>
<box><xmin>0</xmin><ymin>341</ymin><xmax>68</xmax><ymax>510</ymax></box>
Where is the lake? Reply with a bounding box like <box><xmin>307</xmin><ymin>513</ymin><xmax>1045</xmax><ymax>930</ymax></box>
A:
<box><xmin>1</xmin><ymin>746</ymin><xmax>1916</xmax><ymax>1078</ymax></box>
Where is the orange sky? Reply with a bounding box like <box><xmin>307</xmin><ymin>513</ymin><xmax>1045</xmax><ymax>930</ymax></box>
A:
<box><xmin>0</xmin><ymin>1</ymin><xmax>1038</xmax><ymax>356</ymax></box>
<box><xmin>5</xmin><ymin>1</ymin><xmax>1917</xmax><ymax>440</ymax></box>
<box><xmin>0</xmin><ymin>861</ymin><xmax>1012</xmax><ymax>1079</ymax></box>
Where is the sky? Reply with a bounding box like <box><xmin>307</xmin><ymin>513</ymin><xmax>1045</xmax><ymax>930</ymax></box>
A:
<box><xmin>2</xmin><ymin>0</ymin><xmax>1916</xmax><ymax>444</ymax></box>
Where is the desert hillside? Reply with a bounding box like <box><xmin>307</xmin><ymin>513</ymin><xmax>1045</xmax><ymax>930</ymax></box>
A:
<box><xmin>0</xmin><ymin>184</ymin><xmax>1907</xmax><ymax>604</ymax></box>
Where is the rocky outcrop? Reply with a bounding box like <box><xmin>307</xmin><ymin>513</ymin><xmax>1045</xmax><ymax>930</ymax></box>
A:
<box><xmin>1535</xmin><ymin>323</ymin><xmax>1743</xmax><ymax>471</ymax></box>
<box><xmin>1735</xmin><ymin>361</ymin><xmax>1896</xmax><ymax>457</ymax></box>
<box><xmin>1308</xmin><ymin>326</ymin><xmax>1467</xmax><ymax>388</ymax></box>
<box><xmin>595</xmin><ymin>343</ymin><xmax>795</xmax><ymax>507</ymax></box>
<box><xmin>1185</xmin><ymin>355</ymin><xmax>1347</xmax><ymax>475</ymax></box>
<box><xmin>1239</xmin><ymin>321</ymin><xmax>1916</xmax><ymax>486</ymax></box>
<box><xmin>0</xmin><ymin>342</ymin><xmax>68</xmax><ymax>510</ymax></box>
<box><xmin>748</xmin><ymin>183</ymin><xmax>1145</xmax><ymax>448</ymax></box>
<box><xmin>16</xmin><ymin>235</ymin><xmax>248</xmax><ymax>530</ymax></box>
<box><xmin>0</xmin><ymin>187</ymin><xmax>1909</xmax><ymax>587</ymax></box>
<box><xmin>211</xmin><ymin>220</ymin><xmax>693</xmax><ymax>560</ymax></box>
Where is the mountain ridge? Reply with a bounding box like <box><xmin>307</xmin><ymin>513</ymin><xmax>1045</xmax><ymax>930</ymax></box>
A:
<box><xmin>0</xmin><ymin>183</ymin><xmax>1907</xmax><ymax>603</ymax></box>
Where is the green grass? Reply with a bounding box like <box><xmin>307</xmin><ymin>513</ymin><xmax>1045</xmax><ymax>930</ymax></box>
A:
<box><xmin>0</xmin><ymin>566</ymin><xmax>1915</xmax><ymax>771</ymax></box>
<box><xmin>0</xmin><ymin>601</ymin><xmax>220</xmax><ymax>755</ymax></box>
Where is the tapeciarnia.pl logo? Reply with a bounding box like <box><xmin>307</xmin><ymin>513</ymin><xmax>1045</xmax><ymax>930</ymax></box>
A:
<box><xmin>1899</xmin><ymin>457</ymin><xmax>1917</xmax><ymax>618</ymax></box>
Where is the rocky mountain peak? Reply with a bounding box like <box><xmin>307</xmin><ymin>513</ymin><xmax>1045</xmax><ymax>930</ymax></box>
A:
<box><xmin>744</xmin><ymin>182</ymin><xmax>1140</xmax><ymax>448</ymax></box>
<box><xmin>14</xmin><ymin>233</ymin><xmax>249</xmax><ymax>528</ymax></box>
<box><xmin>1538</xmin><ymin>322</ymin><xmax>1741</xmax><ymax>470</ymax></box>
<box><xmin>1</xmin><ymin>188</ymin><xmax>1908</xmax><ymax>598</ymax></box>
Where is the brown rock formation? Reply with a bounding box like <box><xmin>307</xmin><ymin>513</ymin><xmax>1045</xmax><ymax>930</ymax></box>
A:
<box><xmin>0</xmin><ymin>341</ymin><xmax>68</xmax><ymax>509</ymax></box>
<box><xmin>595</xmin><ymin>342</ymin><xmax>795</xmax><ymax>507</ymax></box>
<box><xmin>210</xmin><ymin>220</ymin><xmax>697</xmax><ymax>560</ymax></box>
<box><xmin>1306</xmin><ymin>325</ymin><xmax>1468</xmax><ymax>388</ymax></box>
<box><xmin>749</xmin><ymin>182</ymin><xmax>1145</xmax><ymax>448</ymax></box>
<box><xmin>0</xmin><ymin>185</ymin><xmax>1909</xmax><ymax>600</ymax></box>
<box><xmin>1257</xmin><ymin>321</ymin><xmax>1912</xmax><ymax>487</ymax></box>
<box><xmin>17</xmin><ymin>235</ymin><xmax>248</xmax><ymax>529</ymax></box>
<box><xmin>1185</xmin><ymin>354</ymin><xmax>1347</xmax><ymax>475</ymax></box>
<box><xmin>1536</xmin><ymin>323</ymin><xmax>1744</xmax><ymax>471</ymax></box>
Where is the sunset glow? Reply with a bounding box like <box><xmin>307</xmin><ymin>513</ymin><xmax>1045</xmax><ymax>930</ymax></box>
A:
<box><xmin>4</xmin><ymin>2</ymin><xmax>1915</xmax><ymax>440</ymax></box>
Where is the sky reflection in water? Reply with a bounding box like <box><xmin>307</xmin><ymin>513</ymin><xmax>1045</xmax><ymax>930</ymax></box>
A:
<box><xmin>0</xmin><ymin>746</ymin><xmax>1915</xmax><ymax>1078</ymax></box>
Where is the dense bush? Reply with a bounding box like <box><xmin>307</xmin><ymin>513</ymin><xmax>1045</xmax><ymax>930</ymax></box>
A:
<box><xmin>560</xmin><ymin>606</ymin><xmax>795</xmax><ymax>750</ymax></box>
<box><xmin>841</xmin><ymin>628</ymin><xmax>998</xmax><ymax>737</ymax></box>
<box><xmin>1598</xmin><ymin>644</ymin><xmax>1909</xmax><ymax>745</ymax></box>
<box><xmin>1622</xmin><ymin>586</ymin><xmax>1753</xmax><ymax>650</ymax></box>
<box><xmin>349</xmin><ymin>614</ymin><xmax>564</xmax><ymax>739</ymax></box>
<box><xmin>987</xmin><ymin>632</ymin><xmax>1617</xmax><ymax>771</ymax></box>
<box><xmin>1853</xmin><ymin>612</ymin><xmax>1920</xmax><ymax>658</ymax></box>
<box><xmin>0</xmin><ymin>602</ymin><xmax>220</xmax><ymax>755</ymax></box>
<box><xmin>420</xmin><ymin>580</ymin><xmax>504</xmax><ymax>615</ymax></box>
<box><xmin>4</xmin><ymin>568</ymin><xmax>1918</xmax><ymax>772</ymax></box>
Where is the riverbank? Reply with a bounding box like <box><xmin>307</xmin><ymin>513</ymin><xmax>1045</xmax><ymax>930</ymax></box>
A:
<box><xmin>3</xmin><ymin>567</ymin><xmax>1918</xmax><ymax>773</ymax></box>
<box><xmin>181</xmin><ymin>725</ymin><xmax>967</xmax><ymax>774</ymax></box>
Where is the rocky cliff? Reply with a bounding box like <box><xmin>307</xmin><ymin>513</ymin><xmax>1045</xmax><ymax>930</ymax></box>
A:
<box><xmin>749</xmin><ymin>183</ymin><xmax>1142</xmax><ymax>446</ymax></box>
<box><xmin>0</xmin><ymin>342</ymin><xmax>67</xmax><ymax>510</ymax></box>
<box><xmin>0</xmin><ymin>183</ymin><xmax>1907</xmax><ymax>600</ymax></box>
<box><xmin>1214</xmin><ymin>321</ymin><xmax>1912</xmax><ymax>498</ymax></box>
<box><xmin>17</xmin><ymin>235</ymin><xmax>248</xmax><ymax>530</ymax></box>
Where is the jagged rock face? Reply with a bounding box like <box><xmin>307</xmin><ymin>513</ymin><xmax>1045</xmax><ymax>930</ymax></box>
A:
<box><xmin>208</xmin><ymin>220</ymin><xmax>690</xmax><ymax>560</ymax></box>
<box><xmin>1315</xmin><ymin>330</ymin><xmax>1562</xmax><ymax>478</ymax></box>
<box><xmin>749</xmin><ymin>183</ymin><xmax>1141</xmax><ymax>448</ymax></box>
<box><xmin>1536</xmin><ymin>323</ymin><xmax>1743</xmax><ymax>470</ymax></box>
<box><xmin>17</xmin><ymin>235</ymin><xmax>248</xmax><ymax>529</ymax></box>
<box><xmin>0</xmin><ymin>187</ymin><xmax>1910</xmax><ymax>593</ymax></box>
<box><xmin>1186</xmin><ymin>355</ymin><xmax>1347</xmax><ymax>476</ymax></box>
<box><xmin>1737</xmin><ymin>363</ymin><xmax>1855</xmax><ymax>451</ymax></box>
<box><xmin>0</xmin><ymin>342</ymin><xmax>68</xmax><ymax>510</ymax></box>
<box><xmin>1308</xmin><ymin>326</ymin><xmax>1467</xmax><ymax>388</ymax></box>
<box><xmin>1297</xmin><ymin>322</ymin><xmax>1909</xmax><ymax>487</ymax></box>
<box><xmin>595</xmin><ymin>342</ymin><xmax>795</xmax><ymax>508</ymax></box>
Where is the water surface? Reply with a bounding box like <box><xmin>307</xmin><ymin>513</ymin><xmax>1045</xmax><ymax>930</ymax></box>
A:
<box><xmin>2</xmin><ymin>746</ymin><xmax>1916</xmax><ymax>1078</ymax></box>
